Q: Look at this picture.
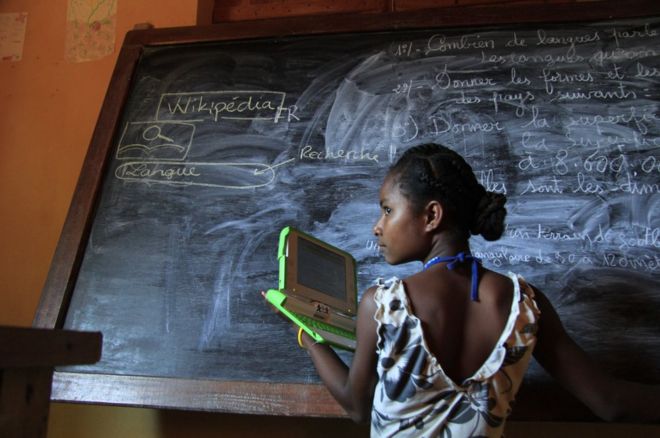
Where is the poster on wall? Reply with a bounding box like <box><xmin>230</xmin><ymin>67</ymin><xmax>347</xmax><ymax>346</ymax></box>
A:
<box><xmin>65</xmin><ymin>0</ymin><xmax>117</xmax><ymax>62</ymax></box>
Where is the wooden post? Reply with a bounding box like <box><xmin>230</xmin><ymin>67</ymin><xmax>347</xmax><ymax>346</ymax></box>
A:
<box><xmin>0</xmin><ymin>327</ymin><xmax>102</xmax><ymax>438</ymax></box>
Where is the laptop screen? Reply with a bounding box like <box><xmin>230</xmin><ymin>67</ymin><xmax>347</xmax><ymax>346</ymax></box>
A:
<box><xmin>297</xmin><ymin>238</ymin><xmax>346</xmax><ymax>301</ymax></box>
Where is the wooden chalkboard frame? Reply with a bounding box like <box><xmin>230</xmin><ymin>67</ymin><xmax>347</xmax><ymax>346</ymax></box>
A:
<box><xmin>33</xmin><ymin>0</ymin><xmax>660</xmax><ymax>419</ymax></box>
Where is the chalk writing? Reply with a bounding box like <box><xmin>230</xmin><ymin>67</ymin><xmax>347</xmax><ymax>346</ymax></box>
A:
<box><xmin>591</xmin><ymin>47</ymin><xmax>657</xmax><ymax>67</ymax></box>
<box><xmin>299</xmin><ymin>145</ymin><xmax>380</xmax><ymax>163</ymax></box>
<box><xmin>509</xmin><ymin>67</ymin><xmax>531</xmax><ymax>85</ymax></box>
<box><xmin>434</xmin><ymin>65</ymin><xmax>497</xmax><ymax>90</ymax></box>
<box><xmin>566</xmin><ymin>107</ymin><xmax>657</xmax><ymax>135</ymax></box>
<box><xmin>635</xmin><ymin>61</ymin><xmax>660</xmax><ymax>78</ymax></box>
<box><xmin>115</xmin><ymin>161</ymin><xmax>277</xmax><ymax>189</ymax></box>
<box><xmin>520</xmin><ymin>177</ymin><xmax>563</xmax><ymax>195</ymax></box>
<box><xmin>157</xmin><ymin>91</ymin><xmax>287</xmax><ymax>122</ymax></box>
<box><xmin>478</xmin><ymin>169</ymin><xmax>508</xmax><ymax>194</ymax></box>
<box><xmin>536</xmin><ymin>29</ymin><xmax>601</xmax><ymax>47</ymax></box>
<box><xmin>481</xmin><ymin>50</ymin><xmax>585</xmax><ymax>66</ymax></box>
<box><xmin>430</xmin><ymin>114</ymin><xmax>504</xmax><ymax>135</ymax></box>
<box><xmin>641</xmin><ymin>156</ymin><xmax>660</xmax><ymax>173</ymax></box>
<box><xmin>571</xmin><ymin>172</ymin><xmax>660</xmax><ymax>195</ymax></box>
<box><xmin>602</xmin><ymin>253</ymin><xmax>660</xmax><ymax>272</ymax></box>
<box><xmin>541</xmin><ymin>69</ymin><xmax>594</xmax><ymax>95</ymax></box>
<box><xmin>472</xmin><ymin>247</ymin><xmax>532</xmax><ymax>267</ymax></box>
<box><xmin>502</xmin><ymin>224</ymin><xmax>660</xmax><ymax>249</ymax></box>
<box><xmin>521</xmin><ymin>106</ymin><xmax>550</xmax><ymax>129</ymax></box>
<box><xmin>605</xmin><ymin>23</ymin><xmax>658</xmax><ymax>47</ymax></box>
<box><xmin>505</xmin><ymin>32</ymin><xmax>526</xmax><ymax>48</ymax></box>
<box><xmin>555</xmin><ymin>81</ymin><xmax>637</xmax><ymax>101</ymax></box>
<box><xmin>426</xmin><ymin>33</ymin><xmax>496</xmax><ymax>54</ymax></box>
<box><xmin>391</xmin><ymin>40</ymin><xmax>416</xmax><ymax>57</ymax></box>
<box><xmin>490</xmin><ymin>90</ymin><xmax>534</xmax><ymax>115</ymax></box>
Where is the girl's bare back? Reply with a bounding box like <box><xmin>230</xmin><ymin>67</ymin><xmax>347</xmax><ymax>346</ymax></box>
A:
<box><xmin>403</xmin><ymin>266</ymin><xmax>514</xmax><ymax>383</ymax></box>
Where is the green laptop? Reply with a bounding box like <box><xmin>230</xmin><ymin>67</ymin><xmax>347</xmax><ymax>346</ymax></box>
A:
<box><xmin>265</xmin><ymin>226</ymin><xmax>357</xmax><ymax>351</ymax></box>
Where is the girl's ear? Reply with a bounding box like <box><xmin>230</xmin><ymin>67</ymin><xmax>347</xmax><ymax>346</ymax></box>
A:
<box><xmin>424</xmin><ymin>200</ymin><xmax>443</xmax><ymax>232</ymax></box>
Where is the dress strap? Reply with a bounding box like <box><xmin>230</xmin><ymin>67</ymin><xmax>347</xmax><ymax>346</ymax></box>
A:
<box><xmin>423</xmin><ymin>252</ymin><xmax>481</xmax><ymax>301</ymax></box>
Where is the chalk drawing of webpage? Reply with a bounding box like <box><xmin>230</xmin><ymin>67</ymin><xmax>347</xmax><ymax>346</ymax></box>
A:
<box><xmin>114</xmin><ymin>90</ymin><xmax>291</xmax><ymax>189</ymax></box>
<box><xmin>114</xmin><ymin>119</ymin><xmax>281</xmax><ymax>189</ymax></box>
<box><xmin>156</xmin><ymin>91</ymin><xmax>287</xmax><ymax>122</ymax></box>
<box><xmin>117</xmin><ymin>121</ymin><xmax>196</xmax><ymax>161</ymax></box>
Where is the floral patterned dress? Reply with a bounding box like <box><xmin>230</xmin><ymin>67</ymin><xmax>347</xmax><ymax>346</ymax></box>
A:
<box><xmin>371</xmin><ymin>273</ymin><xmax>540</xmax><ymax>437</ymax></box>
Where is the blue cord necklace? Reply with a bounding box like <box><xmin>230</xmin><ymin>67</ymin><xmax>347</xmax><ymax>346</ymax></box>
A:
<box><xmin>423</xmin><ymin>251</ymin><xmax>482</xmax><ymax>302</ymax></box>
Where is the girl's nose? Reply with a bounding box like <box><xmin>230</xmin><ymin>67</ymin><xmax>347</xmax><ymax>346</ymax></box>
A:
<box><xmin>373</xmin><ymin>218</ymin><xmax>382</xmax><ymax>236</ymax></box>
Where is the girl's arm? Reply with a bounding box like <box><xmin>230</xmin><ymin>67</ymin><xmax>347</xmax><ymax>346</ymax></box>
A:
<box><xmin>532</xmin><ymin>287</ymin><xmax>660</xmax><ymax>422</ymax></box>
<box><xmin>300</xmin><ymin>286</ymin><xmax>379</xmax><ymax>423</ymax></box>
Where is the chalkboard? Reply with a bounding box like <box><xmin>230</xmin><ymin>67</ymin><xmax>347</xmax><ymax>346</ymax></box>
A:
<box><xmin>34</xmin><ymin>2</ymin><xmax>660</xmax><ymax>419</ymax></box>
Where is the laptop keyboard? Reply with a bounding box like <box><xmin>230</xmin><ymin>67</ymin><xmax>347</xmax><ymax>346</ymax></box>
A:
<box><xmin>295</xmin><ymin>313</ymin><xmax>356</xmax><ymax>340</ymax></box>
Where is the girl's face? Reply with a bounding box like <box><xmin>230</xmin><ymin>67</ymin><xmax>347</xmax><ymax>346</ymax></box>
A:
<box><xmin>373</xmin><ymin>174</ymin><xmax>429</xmax><ymax>265</ymax></box>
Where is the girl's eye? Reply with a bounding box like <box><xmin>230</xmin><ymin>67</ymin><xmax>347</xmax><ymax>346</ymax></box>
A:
<box><xmin>383</xmin><ymin>207</ymin><xmax>392</xmax><ymax>215</ymax></box>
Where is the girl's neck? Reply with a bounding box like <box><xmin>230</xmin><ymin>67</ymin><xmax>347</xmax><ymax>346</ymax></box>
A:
<box><xmin>423</xmin><ymin>235</ymin><xmax>470</xmax><ymax>265</ymax></box>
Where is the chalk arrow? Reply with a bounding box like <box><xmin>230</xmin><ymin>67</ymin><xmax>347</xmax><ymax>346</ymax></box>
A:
<box><xmin>253</xmin><ymin>157</ymin><xmax>295</xmax><ymax>175</ymax></box>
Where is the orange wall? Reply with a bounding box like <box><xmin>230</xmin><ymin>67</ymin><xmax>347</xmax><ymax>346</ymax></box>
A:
<box><xmin>0</xmin><ymin>1</ymin><xmax>658</xmax><ymax>437</ymax></box>
<box><xmin>0</xmin><ymin>0</ymin><xmax>198</xmax><ymax>327</ymax></box>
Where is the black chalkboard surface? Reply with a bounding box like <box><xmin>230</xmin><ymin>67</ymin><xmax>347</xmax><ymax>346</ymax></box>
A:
<box><xmin>35</xmin><ymin>3</ymin><xmax>660</xmax><ymax>418</ymax></box>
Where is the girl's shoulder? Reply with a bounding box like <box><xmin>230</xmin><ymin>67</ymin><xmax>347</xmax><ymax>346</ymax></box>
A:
<box><xmin>480</xmin><ymin>269</ymin><xmax>537</xmax><ymax>301</ymax></box>
<box><xmin>481</xmin><ymin>268</ymin><xmax>515</xmax><ymax>287</ymax></box>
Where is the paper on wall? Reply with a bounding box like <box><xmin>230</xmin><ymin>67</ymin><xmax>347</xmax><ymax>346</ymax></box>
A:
<box><xmin>0</xmin><ymin>12</ymin><xmax>28</xmax><ymax>62</ymax></box>
<box><xmin>65</xmin><ymin>0</ymin><xmax>117</xmax><ymax>62</ymax></box>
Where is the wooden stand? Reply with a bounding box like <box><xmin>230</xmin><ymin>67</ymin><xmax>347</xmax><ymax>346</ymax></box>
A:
<box><xmin>0</xmin><ymin>326</ymin><xmax>101</xmax><ymax>438</ymax></box>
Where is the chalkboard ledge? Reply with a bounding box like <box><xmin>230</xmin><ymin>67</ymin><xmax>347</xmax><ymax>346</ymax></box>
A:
<box><xmin>52</xmin><ymin>371</ymin><xmax>602</xmax><ymax>421</ymax></box>
<box><xmin>51</xmin><ymin>372</ymin><xmax>345</xmax><ymax>416</ymax></box>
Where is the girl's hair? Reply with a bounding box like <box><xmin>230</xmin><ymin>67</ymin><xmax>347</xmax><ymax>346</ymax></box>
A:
<box><xmin>389</xmin><ymin>143</ymin><xmax>507</xmax><ymax>241</ymax></box>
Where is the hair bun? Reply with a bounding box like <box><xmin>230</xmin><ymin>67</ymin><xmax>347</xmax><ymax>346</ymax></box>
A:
<box><xmin>470</xmin><ymin>191</ymin><xmax>507</xmax><ymax>241</ymax></box>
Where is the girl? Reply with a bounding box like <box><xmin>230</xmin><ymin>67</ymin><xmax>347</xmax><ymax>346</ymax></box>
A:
<box><xmin>285</xmin><ymin>143</ymin><xmax>659</xmax><ymax>436</ymax></box>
